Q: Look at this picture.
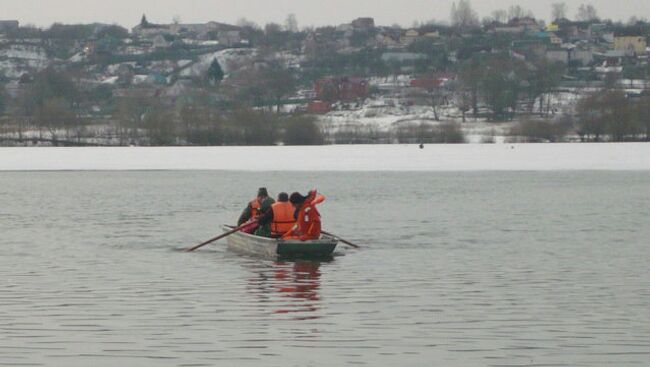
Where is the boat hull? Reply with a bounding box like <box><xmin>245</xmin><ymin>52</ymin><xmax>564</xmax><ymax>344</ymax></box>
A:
<box><xmin>223</xmin><ymin>225</ymin><xmax>338</xmax><ymax>259</ymax></box>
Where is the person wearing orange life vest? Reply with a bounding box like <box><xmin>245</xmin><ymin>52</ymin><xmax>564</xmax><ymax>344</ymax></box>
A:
<box><xmin>257</xmin><ymin>192</ymin><xmax>296</xmax><ymax>238</ymax></box>
<box><xmin>237</xmin><ymin>188</ymin><xmax>275</xmax><ymax>232</ymax></box>
<box><xmin>282</xmin><ymin>190</ymin><xmax>324</xmax><ymax>241</ymax></box>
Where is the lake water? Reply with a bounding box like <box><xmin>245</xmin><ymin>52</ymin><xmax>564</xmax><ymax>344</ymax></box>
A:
<box><xmin>1</xmin><ymin>171</ymin><xmax>649</xmax><ymax>367</ymax></box>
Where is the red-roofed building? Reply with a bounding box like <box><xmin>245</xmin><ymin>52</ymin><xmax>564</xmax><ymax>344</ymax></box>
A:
<box><xmin>307</xmin><ymin>100</ymin><xmax>332</xmax><ymax>114</ymax></box>
<box><xmin>314</xmin><ymin>76</ymin><xmax>369</xmax><ymax>102</ymax></box>
<box><xmin>410</xmin><ymin>75</ymin><xmax>453</xmax><ymax>90</ymax></box>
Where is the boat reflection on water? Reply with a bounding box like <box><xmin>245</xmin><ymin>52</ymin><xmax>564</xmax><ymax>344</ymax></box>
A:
<box><xmin>247</xmin><ymin>260</ymin><xmax>323</xmax><ymax>320</ymax></box>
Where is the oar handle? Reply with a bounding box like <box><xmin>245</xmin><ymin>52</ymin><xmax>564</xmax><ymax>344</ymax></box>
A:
<box><xmin>185</xmin><ymin>221</ymin><xmax>258</xmax><ymax>252</ymax></box>
<box><xmin>322</xmin><ymin>230</ymin><xmax>360</xmax><ymax>249</ymax></box>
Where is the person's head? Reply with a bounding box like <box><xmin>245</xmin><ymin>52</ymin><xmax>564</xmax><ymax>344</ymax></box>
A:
<box><xmin>278</xmin><ymin>192</ymin><xmax>289</xmax><ymax>202</ymax></box>
<box><xmin>257</xmin><ymin>187</ymin><xmax>269</xmax><ymax>199</ymax></box>
<box><xmin>289</xmin><ymin>192</ymin><xmax>306</xmax><ymax>207</ymax></box>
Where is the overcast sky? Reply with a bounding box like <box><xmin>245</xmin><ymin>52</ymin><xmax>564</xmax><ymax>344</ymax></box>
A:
<box><xmin>1</xmin><ymin>0</ymin><xmax>649</xmax><ymax>28</ymax></box>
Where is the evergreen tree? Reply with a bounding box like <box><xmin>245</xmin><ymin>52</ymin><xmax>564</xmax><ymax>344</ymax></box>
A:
<box><xmin>207</xmin><ymin>59</ymin><xmax>224</xmax><ymax>84</ymax></box>
<box><xmin>141</xmin><ymin>14</ymin><xmax>149</xmax><ymax>27</ymax></box>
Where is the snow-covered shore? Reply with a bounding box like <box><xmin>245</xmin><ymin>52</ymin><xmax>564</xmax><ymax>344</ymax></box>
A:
<box><xmin>1</xmin><ymin>144</ymin><xmax>649</xmax><ymax>171</ymax></box>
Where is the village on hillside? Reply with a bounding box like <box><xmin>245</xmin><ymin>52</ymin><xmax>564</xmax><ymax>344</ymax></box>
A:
<box><xmin>1</xmin><ymin>2</ymin><xmax>650</xmax><ymax>146</ymax></box>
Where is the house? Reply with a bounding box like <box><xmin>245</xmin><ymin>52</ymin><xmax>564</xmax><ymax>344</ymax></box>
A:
<box><xmin>381</xmin><ymin>52</ymin><xmax>428</xmax><ymax>63</ymax></box>
<box><xmin>307</xmin><ymin>100</ymin><xmax>331</xmax><ymax>114</ymax></box>
<box><xmin>491</xmin><ymin>17</ymin><xmax>541</xmax><ymax>34</ymax></box>
<box><xmin>614</xmin><ymin>34</ymin><xmax>647</xmax><ymax>56</ymax></box>
<box><xmin>512</xmin><ymin>39</ymin><xmax>548</xmax><ymax>60</ymax></box>
<box><xmin>423</xmin><ymin>31</ymin><xmax>441</xmax><ymax>39</ymax></box>
<box><xmin>336</xmin><ymin>23</ymin><xmax>354</xmax><ymax>32</ymax></box>
<box><xmin>351</xmin><ymin>18</ymin><xmax>375</xmax><ymax>31</ymax></box>
<box><xmin>410</xmin><ymin>76</ymin><xmax>448</xmax><ymax>90</ymax></box>
<box><xmin>170</xmin><ymin>23</ymin><xmax>216</xmax><ymax>38</ymax></box>
<box><xmin>593</xmin><ymin>51</ymin><xmax>626</xmax><ymax>74</ymax></box>
<box><xmin>218</xmin><ymin>30</ymin><xmax>242</xmax><ymax>46</ymax></box>
<box><xmin>545</xmin><ymin>23</ymin><xmax>560</xmax><ymax>32</ymax></box>
<box><xmin>314</xmin><ymin>76</ymin><xmax>369</xmax><ymax>102</ymax></box>
<box><xmin>133</xmin><ymin>18</ymin><xmax>241</xmax><ymax>41</ymax></box>
<box><xmin>546</xmin><ymin>49</ymin><xmax>569</xmax><ymax>64</ymax></box>
<box><xmin>375</xmin><ymin>29</ymin><xmax>401</xmax><ymax>48</ymax></box>
<box><xmin>510</xmin><ymin>17</ymin><xmax>541</xmax><ymax>32</ymax></box>
<box><xmin>152</xmin><ymin>35</ymin><xmax>171</xmax><ymax>49</ymax></box>
<box><xmin>601</xmin><ymin>32</ymin><xmax>615</xmax><ymax>44</ymax></box>
<box><xmin>590</xmin><ymin>23</ymin><xmax>609</xmax><ymax>40</ymax></box>
<box><xmin>494</xmin><ymin>25</ymin><xmax>525</xmax><ymax>34</ymax></box>
<box><xmin>113</xmin><ymin>88</ymin><xmax>158</xmax><ymax>98</ymax></box>
<box><xmin>548</xmin><ymin>33</ymin><xmax>563</xmax><ymax>45</ymax></box>
<box><xmin>546</xmin><ymin>47</ymin><xmax>594</xmax><ymax>66</ymax></box>
<box><xmin>172</xmin><ymin>21</ymin><xmax>241</xmax><ymax>40</ymax></box>
<box><xmin>0</xmin><ymin>20</ymin><xmax>19</xmax><ymax>32</ymax></box>
<box><xmin>571</xmin><ymin>49</ymin><xmax>594</xmax><ymax>66</ymax></box>
<box><xmin>401</xmin><ymin>29</ymin><xmax>420</xmax><ymax>45</ymax></box>
<box><xmin>553</xmin><ymin>19</ymin><xmax>594</xmax><ymax>42</ymax></box>
<box><xmin>132</xmin><ymin>24</ymin><xmax>173</xmax><ymax>39</ymax></box>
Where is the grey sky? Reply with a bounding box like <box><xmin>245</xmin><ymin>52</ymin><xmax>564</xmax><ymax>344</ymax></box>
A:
<box><xmin>1</xmin><ymin>0</ymin><xmax>649</xmax><ymax>28</ymax></box>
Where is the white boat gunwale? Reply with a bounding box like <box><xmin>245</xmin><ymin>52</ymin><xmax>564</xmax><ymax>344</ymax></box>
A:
<box><xmin>222</xmin><ymin>225</ymin><xmax>338</xmax><ymax>258</ymax></box>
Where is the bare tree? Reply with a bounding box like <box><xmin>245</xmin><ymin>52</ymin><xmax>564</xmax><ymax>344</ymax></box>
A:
<box><xmin>576</xmin><ymin>90</ymin><xmax>638</xmax><ymax>141</ymax></box>
<box><xmin>576</xmin><ymin>4</ymin><xmax>598</xmax><ymax>21</ymax></box>
<box><xmin>143</xmin><ymin>106</ymin><xmax>176</xmax><ymax>146</ymax></box>
<box><xmin>284</xmin><ymin>14</ymin><xmax>299</xmax><ymax>32</ymax></box>
<box><xmin>508</xmin><ymin>5</ymin><xmax>534</xmax><ymax>21</ymax></box>
<box><xmin>236</xmin><ymin>18</ymin><xmax>260</xmax><ymax>29</ymax></box>
<box><xmin>491</xmin><ymin>9</ymin><xmax>508</xmax><ymax>23</ymax></box>
<box><xmin>635</xmin><ymin>97</ymin><xmax>650</xmax><ymax>141</ymax></box>
<box><xmin>114</xmin><ymin>91</ymin><xmax>153</xmax><ymax>145</ymax></box>
<box><xmin>456</xmin><ymin>89</ymin><xmax>473</xmax><ymax>122</ymax></box>
<box><xmin>283</xmin><ymin>115</ymin><xmax>324</xmax><ymax>145</ymax></box>
<box><xmin>451</xmin><ymin>0</ymin><xmax>480</xmax><ymax>30</ymax></box>
<box><xmin>178</xmin><ymin>92</ymin><xmax>223</xmax><ymax>145</ymax></box>
<box><xmin>527</xmin><ymin>59</ymin><xmax>565</xmax><ymax>116</ymax></box>
<box><xmin>479</xmin><ymin>55</ymin><xmax>527</xmax><ymax>120</ymax></box>
<box><xmin>458</xmin><ymin>56</ymin><xmax>484</xmax><ymax>118</ymax></box>
<box><xmin>408</xmin><ymin>84</ymin><xmax>445</xmax><ymax>121</ymax></box>
<box><xmin>35</xmin><ymin>97</ymin><xmax>77</xmax><ymax>143</ymax></box>
<box><xmin>230</xmin><ymin>64</ymin><xmax>296</xmax><ymax>113</ymax></box>
<box><xmin>551</xmin><ymin>2</ymin><xmax>568</xmax><ymax>20</ymax></box>
<box><xmin>229</xmin><ymin>109</ymin><xmax>278</xmax><ymax>145</ymax></box>
<box><xmin>7</xmin><ymin>90</ymin><xmax>34</xmax><ymax>141</ymax></box>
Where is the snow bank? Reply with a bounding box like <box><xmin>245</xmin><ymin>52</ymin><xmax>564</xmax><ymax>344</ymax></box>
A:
<box><xmin>1</xmin><ymin>144</ymin><xmax>649</xmax><ymax>171</ymax></box>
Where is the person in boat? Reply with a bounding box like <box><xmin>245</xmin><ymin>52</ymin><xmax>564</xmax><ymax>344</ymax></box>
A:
<box><xmin>256</xmin><ymin>192</ymin><xmax>296</xmax><ymax>238</ymax></box>
<box><xmin>238</xmin><ymin>188</ymin><xmax>275</xmax><ymax>234</ymax></box>
<box><xmin>282</xmin><ymin>190</ymin><xmax>324</xmax><ymax>241</ymax></box>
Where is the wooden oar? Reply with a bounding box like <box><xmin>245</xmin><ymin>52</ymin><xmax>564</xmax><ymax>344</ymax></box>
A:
<box><xmin>322</xmin><ymin>230</ymin><xmax>361</xmax><ymax>249</ymax></box>
<box><xmin>185</xmin><ymin>221</ymin><xmax>258</xmax><ymax>252</ymax></box>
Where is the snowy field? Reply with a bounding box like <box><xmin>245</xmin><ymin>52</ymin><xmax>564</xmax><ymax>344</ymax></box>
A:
<box><xmin>1</xmin><ymin>144</ymin><xmax>649</xmax><ymax>171</ymax></box>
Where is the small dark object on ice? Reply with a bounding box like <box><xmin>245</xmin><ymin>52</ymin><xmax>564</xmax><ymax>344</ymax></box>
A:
<box><xmin>419</xmin><ymin>143</ymin><xmax>424</xmax><ymax>149</ymax></box>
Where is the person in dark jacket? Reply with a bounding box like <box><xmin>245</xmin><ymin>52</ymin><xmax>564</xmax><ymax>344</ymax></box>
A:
<box><xmin>238</xmin><ymin>188</ymin><xmax>275</xmax><ymax>229</ymax></box>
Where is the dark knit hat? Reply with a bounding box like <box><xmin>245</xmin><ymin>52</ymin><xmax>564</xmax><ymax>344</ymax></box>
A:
<box><xmin>289</xmin><ymin>192</ymin><xmax>306</xmax><ymax>205</ymax></box>
<box><xmin>257</xmin><ymin>187</ymin><xmax>269</xmax><ymax>197</ymax></box>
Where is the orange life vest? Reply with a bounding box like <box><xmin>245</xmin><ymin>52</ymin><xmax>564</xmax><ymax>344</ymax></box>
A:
<box><xmin>282</xmin><ymin>191</ymin><xmax>324</xmax><ymax>241</ymax></box>
<box><xmin>249</xmin><ymin>198</ymin><xmax>261</xmax><ymax>219</ymax></box>
<box><xmin>271</xmin><ymin>202</ymin><xmax>296</xmax><ymax>237</ymax></box>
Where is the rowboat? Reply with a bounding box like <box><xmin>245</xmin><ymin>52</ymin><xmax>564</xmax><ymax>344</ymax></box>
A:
<box><xmin>223</xmin><ymin>225</ymin><xmax>338</xmax><ymax>259</ymax></box>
